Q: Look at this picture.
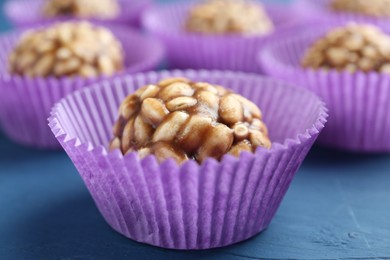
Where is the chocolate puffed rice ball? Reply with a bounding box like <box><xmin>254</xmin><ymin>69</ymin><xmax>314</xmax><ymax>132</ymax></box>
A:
<box><xmin>8</xmin><ymin>21</ymin><xmax>124</xmax><ymax>78</ymax></box>
<box><xmin>301</xmin><ymin>23</ymin><xmax>390</xmax><ymax>73</ymax></box>
<box><xmin>185</xmin><ymin>0</ymin><xmax>273</xmax><ymax>36</ymax></box>
<box><xmin>330</xmin><ymin>0</ymin><xmax>390</xmax><ymax>17</ymax></box>
<box><xmin>43</xmin><ymin>0</ymin><xmax>119</xmax><ymax>19</ymax></box>
<box><xmin>109</xmin><ymin>77</ymin><xmax>271</xmax><ymax>164</ymax></box>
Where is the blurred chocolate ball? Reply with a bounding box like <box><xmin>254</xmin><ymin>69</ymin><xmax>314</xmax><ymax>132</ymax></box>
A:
<box><xmin>302</xmin><ymin>23</ymin><xmax>390</xmax><ymax>73</ymax></box>
<box><xmin>9</xmin><ymin>21</ymin><xmax>124</xmax><ymax>78</ymax></box>
<box><xmin>185</xmin><ymin>0</ymin><xmax>273</xmax><ymax>36</ymax></box>
<box><xmin>43</xmin><ymin>0</ymin><xmax>119</xmax><ymax>19</ymax></box>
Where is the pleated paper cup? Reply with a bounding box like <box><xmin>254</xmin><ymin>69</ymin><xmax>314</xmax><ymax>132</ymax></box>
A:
<box><xmin>0</xmin><ymin>23</ymin><xmax>164</xmax><ymax>149</ymax></box>
<box><xmin>4</xmin><ymin>0</ymin><xmax>151</xmax><ymax>27</ymax></box>
<box><xmin>48</xmin><ymin>70</ymin><xmax>327</xmax><ymax>249</ymax></box>
<box><xmin>259</xmin><ymin>20</ymin><xmax>390</xmax><ymax>152</ymax></box>
<box><xmin>142</xmin><ymin>2</ymin><xmax>298</xmax><ymax>73</ymax></box>
<box><xmin>295</xmin><ymin>0</ymin><xmax>390</xmax><ymax>23</ymax></box>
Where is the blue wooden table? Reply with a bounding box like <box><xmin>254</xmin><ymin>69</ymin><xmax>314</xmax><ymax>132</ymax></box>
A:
<box><xmin>1</xmin><ymin>0</ymin><xmax>390</xmax><ymax>259</ymax></box>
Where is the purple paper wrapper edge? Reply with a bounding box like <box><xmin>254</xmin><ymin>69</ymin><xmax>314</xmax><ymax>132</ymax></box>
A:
<box><xmin>4</xmin><ymin>0</ymin><xmax>152</xmax><ymax>27</ymax></box>
<box><xmin>258</xmin><ymin>19</ymin><xmax>390</xmax><ymax>152</ymax></box>
<box><xmin>48</xmin><ymin>69</ymin><xmax>327</xmax><ymax>249</ymax></box>
<box><xmin>0</xmin><ymin>23</ymin><xmax>165</xmax><ymax>149</ymax></box>
<box><xmin>294</xmin><ymin>0</ymin><xmax>390</xmax><ymax>24</ymax></box>
<box><xmin>142</xmin><ymin>2</ymin><xmax>300</xmax><ymax>73</ymax></box>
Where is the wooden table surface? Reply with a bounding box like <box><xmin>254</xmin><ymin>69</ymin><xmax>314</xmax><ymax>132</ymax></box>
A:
<box><xmin>1</xmin><ymin>133</ymin><xmax>390</xmax><ymax>260</ymax></box>
<box><xmin>1</xmin><ymin>0</ymin><xmax>390</xmax><ymax>259</ymax></box>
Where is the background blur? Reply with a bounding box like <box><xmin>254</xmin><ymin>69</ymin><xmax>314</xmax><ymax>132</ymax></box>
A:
<box><xmin>1</xmin><ymin>1</ymin><xmax>389</xmax><ymax>260</ymax></box>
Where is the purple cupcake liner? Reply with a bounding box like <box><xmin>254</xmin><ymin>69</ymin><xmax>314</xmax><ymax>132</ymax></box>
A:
<box><xmin>48</xmin><ymin>70</ymin><xmax>327</xmax><ymax>249</ymax></box>
<box><xmin>294</xmin><ymin>0</ymin><xmax>390</xmax><ymax>23</ymax></box>
<box><xmin>4</xmin><ymin>0</ymin><xmax>152</xmax><ymax>27</ymax></box>
<box><xmin>0</xmin><ymin>23</ymin><xmax>164</xmax><ymax>149</ymax></box>
<box><xmin>259</xmin><ymin>19</ymin><xmax>390</xmax><ymax>152</ymax></box>
<box><xmin>142</xmin><ymin>2</ymin><xmax>299</xmax><ymax>73</ymax></box>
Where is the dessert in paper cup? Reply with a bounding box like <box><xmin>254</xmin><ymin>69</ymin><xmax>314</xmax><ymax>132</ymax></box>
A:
<box><xmin>295</xmin><ymin>0</ymin><xmax>390</xmax><ymax>23</ymax></box>
<box><xmin>48</xmin><ymin>69</ymin><xmax>327</xmax><ymax>249</ymax></box>
<box><xmin>4</xmin><ymin>0</ymin><xmax>151</xmax><ymax>27</ymax></box>
<box><xmin>259</xmin><ymin>19</ymin><xmax>390</xmax><ymax>152</ymax></box>
<box><xmin>0</xmin><ymin>21</ymin><xmax>164</xmax><ymax>148</ymax></box>
<box><xmin>142</xmin><ymin>0</ymin><xmax>297</xmax><ymax>73</ymax></box>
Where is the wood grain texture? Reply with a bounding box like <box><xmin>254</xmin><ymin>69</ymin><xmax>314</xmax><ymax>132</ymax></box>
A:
<box><xmin>1</xmin><ymin>130</ymin><xmax>390</xmax><ymax>260</ymax></box>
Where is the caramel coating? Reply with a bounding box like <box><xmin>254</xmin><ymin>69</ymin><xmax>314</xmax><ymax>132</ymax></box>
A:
<box><xmin>330</xmin><ymin>0</ymin><xmax>390</xmax><ymax>17</ymax></box>
<box><xmin>43</xmin><ymin>0</ymin><xmax>119</xmax><ymax>19</ymax></box>
<box><xmin>8</xmin><ymin>21</ymin><xmax>124</xmax><ymax>78</ymax></box>
<box><xmin>109</xmin><ymin>77</ymin><xmax>271</xmax><ymax>164</ymax></box>
<box><xmin>185</xmin><ymin>0</ymin><xmax>273</xmax><ymax>36</ymax></box>
<box><xmin>302</xmin><ymin>23</ymin><xmax>390</xmax><ymax>73</ymax></box>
